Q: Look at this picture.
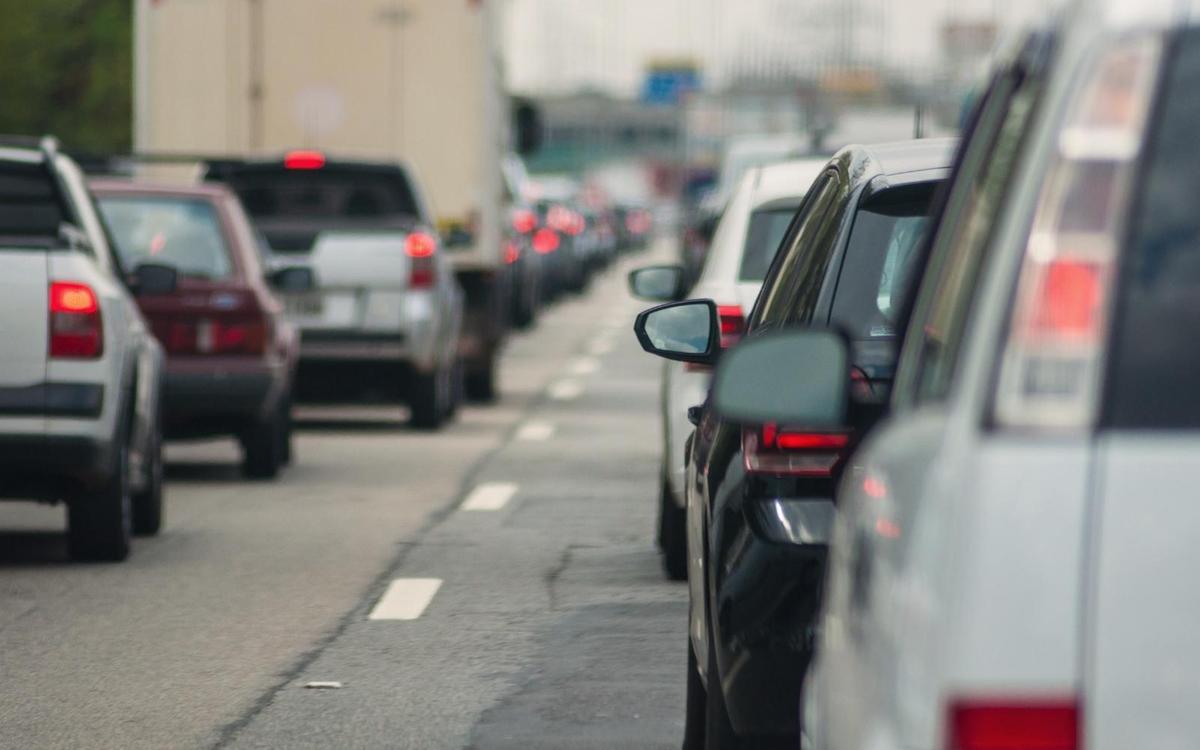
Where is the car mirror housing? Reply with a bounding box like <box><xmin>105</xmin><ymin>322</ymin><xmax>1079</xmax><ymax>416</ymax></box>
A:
<box><xmin>712</xmin><ymin>329</ymin><xmax>849</xmax><ymax>426</ymax></box>
<box><xmin>268</xmin><ymin>265</ymin><xmax>317</xmax><ymax>293</ymax></box>
<box><xmin>628</xmin><ymin>265</ymin><xmax>686</xmax><ymax>302</ymax></box>
<box><xmin>633</xmin><ymin>299</ymin><xmax>719</xmax><ymax>364</ymax></box>
<box><xmin>131</xmin><ymin>262</ymin><xmax>178</xmax><ymax>296</ymax></box>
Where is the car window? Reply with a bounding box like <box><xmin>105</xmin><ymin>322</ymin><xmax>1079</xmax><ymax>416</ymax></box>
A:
<box><xmin>99</xmin><ymin>197</ymin><xmax>234</xmax><ymax>280</ymax></box>
<box><xmin>0</xmin><ymin>157</ymin><xmax>68</xmax><ymax>245</ymax></box>
<box><xmin>748</xmin><ymin>172</ymin><xmax>840</xmax><ymax>329</ymax></box>
<box><xmin>739</xmin><ymin>203</ymin><xmax>800</xmax><ymax>282</ymax></box>
<box><xmin>829</xmin><ymin>185</ymin><xmax>936</xmax><ymax>340</ymax></box>
<box><xmin>901</xmin><ymin>56</ymin><xmax>1045</xmax><ymax>405</ymax></box>
<box><xmin>1105</xmin><ymin>30</ymin><xmax>1200</xmax><ymax>428</ymax></box>
<box><xmin>224</xmin><ymin>167</ymin><xmax>420</xmax><ymax>221</ymax></box>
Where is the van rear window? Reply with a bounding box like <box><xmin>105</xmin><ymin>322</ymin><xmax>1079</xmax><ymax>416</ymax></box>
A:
<box><xmin>220</xmin><ymin>167</ymin><xmax>420</xmax><ymax>221</ymax></box>
<box><xmin>0</xmin><ymin>159</ymin><xmax>68</xmax><ymax>244</ymax></box>
<box><xmin>1105</xmin><ymin>31</ymin><xmax>1200</xmax><ymax>428</ymax></box>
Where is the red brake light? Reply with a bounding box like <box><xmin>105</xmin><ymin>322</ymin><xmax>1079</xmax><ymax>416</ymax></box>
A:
<box><xmin>504</xmin><ymin>241</ymin><xmax>521</xmax><ymax>265</ymax></box>
<box><xmin>743</xmin><ymin>425</ymin><xmax>849</xmax><ymax>476</ymax></box>
<box><xmin>284</xmin><ymin>150</ymin><xmax>326</xmax><ymax>170</ymax></box>
<box><xmin>1025</xmin><ymin>259</ymin><xmax>1103</xmax><ymax>340</ymax></box>
<box><xmin>512</xmin><ymin>209</ymin><xmax>538</xmax><ymax>235</ymax></box>
<box><xmin>49</xmin><ymin>282</ymin><xmax>103</xmax><ymax>359</ymax></box>
<box><xmin>946</xmin><ymin>698</ymin><xmax>1079</xmax><ymax>750</ymax></box>
<box><xmin>405</xmin><ymin>232</ymin><xmax>437</xmax><ymax>259</ymax></box>
<box><xmin>532</xmin><ymin>228</ymin><xmax>560</xmax><ymax>254</ymax></box>
<box><xmin>405</xmin><ymin>232</ymin><xmax>437</xmax><ymax>288</ymax></box>
<box><xmin>717</xmin><ymin>304</ymin><xmax>745</xmax><ymax>347</ymax></box>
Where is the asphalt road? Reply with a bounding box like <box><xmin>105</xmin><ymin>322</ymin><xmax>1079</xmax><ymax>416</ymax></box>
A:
<box><xmin>0</xmin><ymin>243</ymin><xmax>687</xmax><ymax>750</ymax></box>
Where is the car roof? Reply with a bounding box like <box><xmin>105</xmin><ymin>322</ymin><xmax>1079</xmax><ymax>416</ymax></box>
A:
<box><xmin>825</xmin><ymin>138</ymin><xmax>956</xmax><ymax>195</ymax></box>
<box><xmin>746</xmin><ymin>158</ymin><xmax>829</xmax><ymax>208</ymax></box>
<box><xmin>89</xmin><ymin>178</ymin><xmax>233</xmax><ymax>201</ymax></box>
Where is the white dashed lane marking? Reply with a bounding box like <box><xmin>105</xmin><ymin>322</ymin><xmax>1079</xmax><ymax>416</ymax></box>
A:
<box><xmin>569</xmin><ymin>357</ymin><xmax>600</xmax><ymax>375</ymax></box>
<box><xmin>588</xmin><ymin>339</ymin><xmax>615</xmax><ymax>356</ymax></box>
<box><xmin>516</xmin><ymin>422</ymin><xmax>556</xmax><ymax>441</ymax></box>
<box><xmin>461</xmin><ymin>482</ymin><xmax>519</xmax><ymax>511</ymax></box>
<box><xmin>367</xmin><ymin>578</ymin><xmax>443</xmax><ymax>621</ymax></box>
<box><xmin>548</xmin><ymin>379</ymin><xmax>584</xmax><ymax>401</ymax></box>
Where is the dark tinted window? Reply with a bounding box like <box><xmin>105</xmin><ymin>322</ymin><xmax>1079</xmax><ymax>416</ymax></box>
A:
<box><xmin>739</xmin><ymin>204</ymin><xmax>798</xmax><ymax>282</ymax></box>
<box><xmin>1106</xmin><ymin>31</ymin><xmax>1200</xmax><ymax>428</ymax></box>
<box><xmin>223</xmin><ymin>167</ymin><xmax>420</xmax><ymax>221</ymax></box>
<box><xmin>99</xmin><ymin>197</ymin><xmax>234</xmax><ymax>280</ymax></box>
<box><xmin>830</xmin><ymin>184</ymin><xmax>937</xmax><ymax>340</ymax></box>
<box><xmin>0</xmin><ymin>158</ymin><xmax>67</xmax><ymax>244</ymax></box>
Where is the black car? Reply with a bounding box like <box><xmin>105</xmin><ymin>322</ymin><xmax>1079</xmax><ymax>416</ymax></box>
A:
<box><xmin>633</xmin><ymin>139</ymin><xmax>954</xmax><ymax>748</ymax></box>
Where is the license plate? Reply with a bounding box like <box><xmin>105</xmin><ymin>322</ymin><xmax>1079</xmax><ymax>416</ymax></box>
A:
<box><xmin>285</xmin><ymin>293</ymin><xmax>323</xmax><ymax>316</ymax></box>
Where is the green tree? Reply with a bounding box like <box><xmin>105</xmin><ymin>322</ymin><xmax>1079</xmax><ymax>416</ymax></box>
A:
<box><xmin>0</xmin><ymin>0</ymin><xmax>132</xmax><ymax>153</ymax></box>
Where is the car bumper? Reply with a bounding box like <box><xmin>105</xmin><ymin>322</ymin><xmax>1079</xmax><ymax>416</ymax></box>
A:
<box><xmin>299</xmin><ymin>330</ymin><xmax>410</xmax><ymax>361</ymax></box>
<box><xmin>0</xmin><ymin>434</ymin><xmax>114</xmax><ymax>499</ymax></box>
<box><xmin>714</xmin><ymin>499</ymin><xmax>832</xmax><ymax>736</ymax></box>
<box><xmin>161</xmin><ymin>364</ymin><xmax>279</xmax><ymax>437</ymax></box>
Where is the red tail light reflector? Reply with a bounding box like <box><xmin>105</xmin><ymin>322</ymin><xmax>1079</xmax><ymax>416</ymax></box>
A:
<box><xmin>1025</xmin><ymin>259</ymin><xmax>1103</xmax><ymax>341</ymax></box>
<box><xmin>49</xmin><ymin>282</ymin><xmax>103</xmax><ymax>358</ymax></box>
<box><xmin>405</xmin><ymin>232</ymin><xmax>438</xmax><ymax>289</ymax></box>
<box><xmin>743</xmin><ymin>425</ymin><xmax>849</xmax><ymax>476</ymax></box>
<box><xmin>163</xmin><ymin>318</ymin><xmax>268</xmax><ymax>356</ymax></box>
<box><xmin>504</xmin><ymin>241</ymin><xmax>521</xmax><ymax>264</ymax></box>
<box><xmin>946</xmin><ymin>698</ymin><xmax>1079</xmax><ymax>750</ymax></box>
<box><xmin>512</xmin><ymin>209</ymin><xmax>538</xmax><ymax>235</ymax></box>
<box><xmin>717</xmin><ymin>304</ymin><xmax>745</xmax><ymax>347</ymax></box>
<box><xmin>532</xmin><ymin>228</ymin><xmax>560</xmax><ymax>254</ymax></box>
<box><xmin>284</xmin><ymin>150</ymin><xmax>326</xmax><ymax>170</ymax></box>
<box><xmin>405</xmin><ymin>232</ymin><xmax>437</xmax><ymax>259</ymax></box>
<box><xmin>774</xmin><ymin>432</ymin><xmax>850</xmax><ymax>451</ymax></box>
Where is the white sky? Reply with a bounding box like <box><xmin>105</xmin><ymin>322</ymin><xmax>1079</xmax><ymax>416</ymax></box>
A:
<box><xmin>503</xmin><ymin>0</ymin><xmax>1048</xmax><ymax>95</ymax></box>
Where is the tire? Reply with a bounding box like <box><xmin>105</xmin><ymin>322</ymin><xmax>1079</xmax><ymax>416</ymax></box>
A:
<box><xmin>409</xmin><ymin>366</ymin><xmax>446</xmax><ymax>430</ymax></box>
<box><xmin>241</xmin><ymin>406</ymin><xmax>283</xmax><ymax>479</ymax></box>
<box><xmin>684</xmin><ymin>639</ymin><xmax>707</xmax><ymax>750</ymax></box>
<box><xmin>68</xmin><ymin>422</ymin><xmax>132</xmax><ymax>562</ymax></box>
<box><xmin>446</xmin><ymin>360</ymin><xmax>465</xmax><ymax>419</ymax></box>
<box><xmin>705</xmin><ymin>631</ymin><xmax>740</xmax><ymax>750</ymax></box>
<box><xmin>659</xmin><ymin>473</ymin><xmax>688</xmax><ymax>581</ymax></box>
<box><xmin>132</xmin><ymin>420</ymin><xmax>164</xmax><ymax>537</ymax></box>
<box><xmin>278</xmin><ymin>391</ymin><xmax>294</xmax><ymax>467</ymax></box>
<box><xmin>465</xmin><ymin>357</ymin><xmax>497</xmax><ymax>403</ymax></box>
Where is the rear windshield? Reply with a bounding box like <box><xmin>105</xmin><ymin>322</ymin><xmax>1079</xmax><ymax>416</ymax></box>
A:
<box><xmin>222</xmin><ymin>167</ymin><xmax>420</xmax><ymax>221</ymax></box>
<box><xmin>0</xmin><ymin>157</ymin><xmax>68</xmax><ymax>245</ymax></box>
<box><xmin>830</xmin><ymin>183</ymin><xmax>937</xmax><ymax>339</ymax></box>
<box><xmin>98</xmin><ymin>197</ymin><xmax>234</xmax><ymax>280</ymax></box>
<box><xmin>1106</xmin><ymin>31</ymin><xmax>1200</xmax><ymax>428</ymax></box>
<box><xmin>739</xmin><ymin>204</ymin><xmax>798</xmax><ymax>281</ymax></box>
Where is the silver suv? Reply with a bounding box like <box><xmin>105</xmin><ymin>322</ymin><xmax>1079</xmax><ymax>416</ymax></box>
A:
<box><xmin>0</xmin><ymin>137</ymin><xmax>170</xmax><ymax>561</ymax></box>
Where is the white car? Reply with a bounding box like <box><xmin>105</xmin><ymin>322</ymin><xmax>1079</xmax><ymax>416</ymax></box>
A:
<box><xmin>630</xmin><ymin>157</ymin><xmax>826</xmax><ymax>579</ymax></box>
<box><xmin>714</xmin><ymin>3</ymin><xmax>1200</xmax><ymax>747</ymax></box>
<box><xmin>0</xmin><ymin>138</ymin><xmax>169</xmax><ymax>561</ymax></box>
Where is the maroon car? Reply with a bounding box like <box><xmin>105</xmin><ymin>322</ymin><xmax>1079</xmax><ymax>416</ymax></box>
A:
<box><xmin>92</xmin><ymin>180</ymin><xmax>305</xmax><ymax>480</ymax></box>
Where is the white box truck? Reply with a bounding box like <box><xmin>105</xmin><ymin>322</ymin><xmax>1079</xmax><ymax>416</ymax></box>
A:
<box><xmin>133</xmin><ymin>0</ymin><xmax>534</xmax><ymax>398</ymax></box>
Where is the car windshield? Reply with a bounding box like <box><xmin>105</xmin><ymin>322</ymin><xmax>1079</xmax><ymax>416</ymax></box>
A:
<box><xmin>98</xmin><ymin>196</ymin><xmax>234</xmax><ymax>280</ymax></box>
<box><xmin>739</xmin><ymin>204</ymin><xmax>798</xmax><ymax>281</ymax></box>
<box><xmin>224</xmin><ymin>168</ymin><xmax>420</xmax><ymax>221</ymax></box>
<box><xmin>830</xmin><ymin>183</ymin><xmax>937</xmax><ymax>339</ymax></box>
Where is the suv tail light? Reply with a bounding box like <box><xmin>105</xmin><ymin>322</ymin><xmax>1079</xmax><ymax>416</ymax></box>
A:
<box><xmin>742</xmin><ymin>424</ymin><xmax>849</xmax><ymax>476</ymax></box>
<box><xmin>512</xmin><ymin>208</ymin><xmax>537</xmax><ymax>235</ymax></box>
<box><xmin>717</xmin><ymin>304</ymin><xmax>746</xmax><ymax>347</ymax></box>
<box><xmin>49</xmin><ymin>281</ymin><xmax>103</xmax><ymax>359</ymax></box>
<box><xmin>946</xmin><ymin>698</ymin><xmax>1079</xmax><ymax>750</ymax></box>
<box><xmin>994</xmin><ymin>36</ymin><xmax>1161</xmax><ymax>429</ymax></box>
<box><xmin>406</xmin><ymin>232</ymin><xmax>438</xmax><ymax>289</ymax></box>
<box><xmin>532</xmin><ymin>228</ymin><xmax>560</xmax><ymax>254</ymax></box>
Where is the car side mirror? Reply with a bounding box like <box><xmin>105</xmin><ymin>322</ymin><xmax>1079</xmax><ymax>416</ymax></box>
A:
<box><xmin>130</xmin><ymin>263</ymin><xmax>178</xmax><ymax>296</ymax></box>
<box><xmin>633</xmin><ymin>299</ymin><xmax>719</xmax><ymax>364</ymax></box>
<box><xmin>712</xmin><ymin>330</ymin><xmax>849</xmax><ymax>426</ymax></box>
<box><xmin>628</xmin><ymin>265</ymin><xmax>686</xmax><ymax>302</ymax></box>
<box><xmin>268</xmin><ymin>265</ymin><xmax>316</xmax><ymax>293</ymax></box>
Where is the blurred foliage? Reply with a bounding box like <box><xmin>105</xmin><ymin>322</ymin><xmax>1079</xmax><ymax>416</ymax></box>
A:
<box><xmin>0</xmin><ymin>0</ymin><xmax>132</xmax><ymax>153</ymax></box>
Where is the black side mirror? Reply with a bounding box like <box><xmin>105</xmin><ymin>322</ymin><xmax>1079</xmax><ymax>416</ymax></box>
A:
<box><xmin>131</xmin><ymin>263</ymin><xmax>178</xmax><ymax>296</ymax></box>
<box><xmin>711</xmin><ymin>330</ymin><xmax>849</xmax><ymax>426</ymax></box>
<box><xmin>268</xmin><ymin>266</ymin><xmax>316</xmax><ymax>293</ymax></box>
<box><xmin>628</xmin><ymin>265</ymin><xmax>686</xmax><ymax>302</ymax></box>
<box><xmin>633</xmin><ymin>299</ymin><xmax>719</xmax><ymax>365</ymax></box>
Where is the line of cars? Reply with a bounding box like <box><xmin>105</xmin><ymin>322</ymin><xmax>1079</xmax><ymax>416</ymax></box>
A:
<box><xmin>0</xmin><ymin>137</ymin><xmax>650</xmax><ymax>563</ymax></box>
<box><xmin>632</xmin><ymin>1</ymin><xmax>1200</xmax><ymax>747</ymax></box>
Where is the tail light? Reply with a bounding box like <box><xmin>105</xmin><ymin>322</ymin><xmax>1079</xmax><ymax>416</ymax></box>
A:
<box><xmin>284</xmin><ymin>150</ymin><xmax>326</xmax><ymax>170</ymax></box>
<box><xmin>49</xmin><ymin>281</ymin><xmax>103</xmax><ymax>359</ymax></box>
<box><xmin>162</xmin><ymin>315</ymin><xmax>269</xmax><ymax>356</ymax></box>
<box><xmin>547</xmin><ymin>205</ymin><xmax>585</xmax><ymax>236</ymax></box>
<box><xmin>532</xmin><ymin>228</ymin><xmax>560</xmax><ymax>254</ymax></box>
<box><xmin>717</xmin><ymin>304</ymin><xmax>745</xmax><ymax>347</ymax></box>
<box><xmin>512</xmin><ymin>209</ymin><xmax>537</xmax><ymax>235</ymax></box>
<box><xmin>946</xmin><ymin>698</ymin><xmax>1079</xmax><ymax>750</ymax></box>
<box><xmin>994</xmin><ymin>36</ymin><xmax>1160</xmax><ymax>429</ymax></box>
<box><xmin>742</xmin><ymin>424</ymin><xmax>849</xmax><ymax>476</ymax></box>
<box><xmin>406</xmin><ymin>232</ymin><xmax>438</xmax><ymax>289</ymax></box>
<box><xmin>504</xmin><ymin>240</ymin><xmax>521</xmax><ymax>265</ymax></box>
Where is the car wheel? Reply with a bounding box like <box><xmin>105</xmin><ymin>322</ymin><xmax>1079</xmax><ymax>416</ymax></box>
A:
<box><xmin>659</xmin><ymin>473</ymin><xmax>688</xmax><ymax>581</ymax></box>
<box><xmin>465</xmin><ymin>358</ymin><xmax>497</xmax><ymax>403</ymax></box>
<box><xmin>131</xmin><ymin>419</ymin><xmax>164</xmax><ymax>537</ymax></box>
<box><xmin>68</xmin><ymin>420</ymin><xmax>132</xmax><ymax>562</ymax></box>
<box><xmin>278</xmin><ymin>391</ymin><xmax>294</xmax><ymax>466</ymax></box>
<box><xmin>241</xmin><ymin>407</ymin><xmax>283</xmax><ymax>480</ymax></box>
<box><xmin>409</xmin><ymin>366</ymin><xmax>446</xmax><ymax>430</ymax></box>
<box><xmin>446</xmin><ymin>359</ymin><xmax>465</xmax><ymax>419</ymax></box>
<box><xmin>705</xmin><ymin>630</ymin><xmax>740</xmax><ymax>750</ymax></box>
<box><xmin>683</xmin><ymin>639</ymin><xmax>707</xmax><ymax>750</ymax></box>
